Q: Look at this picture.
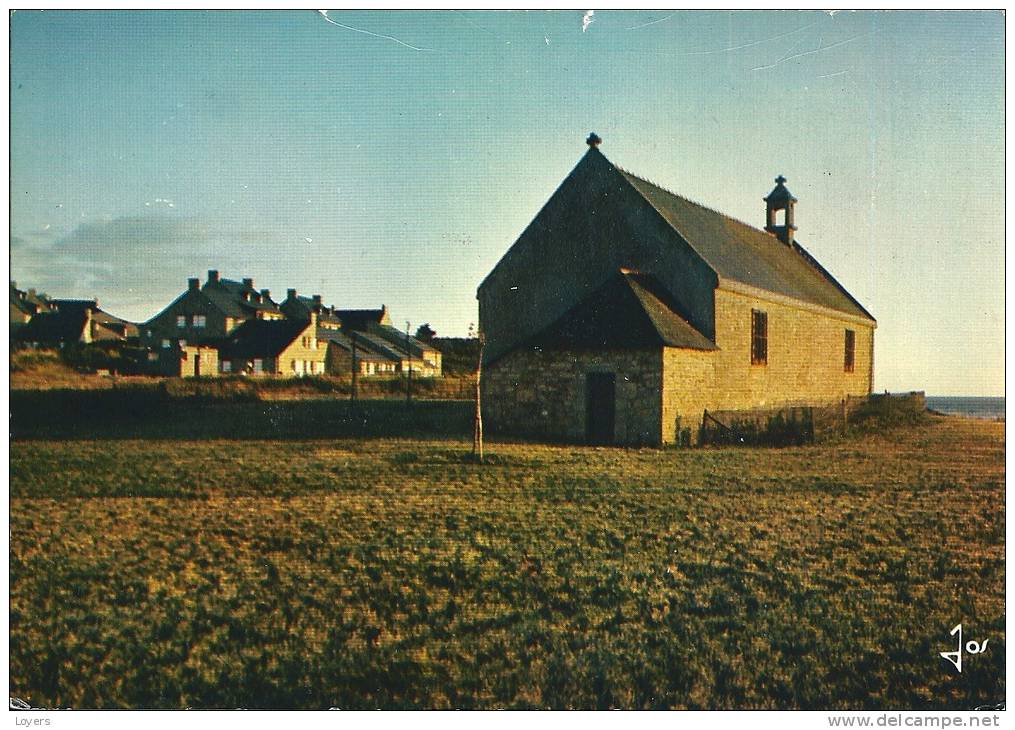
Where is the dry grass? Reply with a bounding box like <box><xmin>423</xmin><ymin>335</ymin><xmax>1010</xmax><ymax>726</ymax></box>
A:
<box><xmin>9</xmin><ymin>349</ymin><xmax>151</xmax><ymax>390</ymax></box>
<box><xmin>9</xmin><ymin>349</ymin><xmax>474</xmax><ymax>400</ymax></box>
<box><xmin>9</xmin><ymin>416</ymin><xmax>1005</xmax><ymax>709</ymax></box>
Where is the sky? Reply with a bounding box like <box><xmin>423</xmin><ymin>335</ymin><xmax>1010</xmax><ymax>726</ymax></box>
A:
<box><xmin>8</xmin><ymin>10</ymin><xmax>1005</xmax><ymax>396</ymax></box>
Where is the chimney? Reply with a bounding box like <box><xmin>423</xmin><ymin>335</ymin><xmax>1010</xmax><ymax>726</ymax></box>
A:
<box><xmin>82</xmin><ymin>306</ymin><xmax>93</xmax><ymax>344</ymax></box>
<box><xmin>764</xmin><ymin>175</ymin><xmax>797</xmax><ymax>245</ymax></box>
<box><xmin>188</xmin><ymin>278</ymin><xmax>200</xmax><ymax>291</ymax></box>
<box><xmin>312</xmin><ymin>294</ymin><xmax>322</xmax><ymax>308</ymax></box>
<box><xmin>260</xmin><ymin>289</ymin><xmax>271</xmax><ymax>300</ymax></box>
<box><xmin>207</xmin><ymin>269</ymin><xmax>220</xmax><ymax>284</ymax></box>
<box><xmin>287</xmin><ymin>288</ymin><xmax>297</xmax><ymax>300</ymax></box>
<box><xmin>243</xmin><ymin>278</ymin><xmax>254</xmax><ymax>289</ymax></box>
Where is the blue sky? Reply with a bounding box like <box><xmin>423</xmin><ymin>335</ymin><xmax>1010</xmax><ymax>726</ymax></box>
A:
<box><xmin>9</xmin><ymin>10</ymin><xmax>1004</xmax><ymax>395</ymax></box>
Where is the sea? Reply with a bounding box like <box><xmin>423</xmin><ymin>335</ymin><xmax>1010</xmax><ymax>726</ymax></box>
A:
<box><xmin>926</xmin><ymin>396</ymin><xmax>1006</xmax><ymax>421</ymax></box>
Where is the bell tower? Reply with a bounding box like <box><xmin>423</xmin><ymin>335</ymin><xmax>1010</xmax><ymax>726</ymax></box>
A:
<box><xmin>764</xmin><ymin>175</ymin><xmax>797</xmax><ymax>245</ymax></box>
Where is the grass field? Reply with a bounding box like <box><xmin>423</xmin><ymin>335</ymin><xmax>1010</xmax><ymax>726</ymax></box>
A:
<box><xmin>9</xmin><ymin>416</ymin><xmax>1005</xmax><ymax>709</ymax></box>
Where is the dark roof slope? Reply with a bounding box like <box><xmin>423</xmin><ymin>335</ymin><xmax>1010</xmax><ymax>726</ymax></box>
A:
<box><xmin>526</xmin><ymin>270</ymin><xmax>715</xmax><ymax>352</ymax></box>
<box><xmin>203</xmin><ymin>279</ymin><xmax>279</xmax><ymax>317</ymax></box>
<box><xmin>370</xmin><ymin>323</ymin><xmax>439</xmax><ymax>356</ymax></box>
<box><xmin>349</xmin><ymin>330</ymin><xmax>409</xmax><ymax>362</ymax></box>
<box><xmin>52</xmin><ymin>299</ymin><xmax>97</xmax><ymax>310</ymax></box>
<box><xmin>337</xmin><ymin>307</ymin><xmax>388</xmax><ymax>331</ymax></box>
<box><xmin>317</xmin><ymin>328</ymin><xmax>391</xmax><ymax>362</ymax></box>
<box><xmin>14</xmin><ymin>309</ymin><xmax>87</xmax><ymax>344</ymax></box>
<box><xmin>290</xmin><ymin>295</ymin><xmax>343</xmax><ymax>326</ymax></box>
<box><xmin>219</xmin><ymin>319</ymin><xmax>306</xmax><ymax>360</ymax></box>
<box><xmin>617</xmin><ymin>170</ymin><xmax>875</xmax><ymax>322</ymax></box>
<box><xmin>10</xmin><ymin>284</ymin><xmax>53</xmax><ymax>317</ymax></box>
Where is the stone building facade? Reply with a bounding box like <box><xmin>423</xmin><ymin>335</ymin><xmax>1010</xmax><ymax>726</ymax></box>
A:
<box><xmin>478</xmin><ymin>137</ymin><xmax>876</xmax><ymax>446</ymax></box>
<box><xmin>483</xmin><ymin>348</ymin><xmax>663</xmax><ymax>446</ymax></box>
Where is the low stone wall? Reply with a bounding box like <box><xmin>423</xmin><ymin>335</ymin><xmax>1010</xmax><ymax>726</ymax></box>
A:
<box><xmin>853</xmin><ymin>391</ymin><xmax>927</xmax><ymax>423</ymax></box>
<box><xmin>700</xmin><ymin>392</ymin><xmax>928</xmax><ymax>446</ymax></box>
<box><xmin>700</xmin><ymin>395</ymin><xmax>874</xmax><ymax>446</ymax></box>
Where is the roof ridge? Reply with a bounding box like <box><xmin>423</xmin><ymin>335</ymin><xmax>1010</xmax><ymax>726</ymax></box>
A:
<box><xmin>616</xmin><ymin>166</ymin><xmax>772</xmax><ymax>240</ymax></box>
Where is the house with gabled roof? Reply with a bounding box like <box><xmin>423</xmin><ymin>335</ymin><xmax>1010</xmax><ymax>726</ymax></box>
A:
<box><xmin>478</xmin><ymin>135</ymin><xmax>876</xmax><ymax>445</ymax></box>
<box><xmin>218</xmin><ymin>314</ymin><xmax>325</xmax><ymax>377</ymax></box>
<box><xmin>281</xmin><ymin>291</ymin><xmax>404</xmax><ymax>376</ymax></box>
<box><xmin>10</xmin><ymin>282</ymin><xmax>55</xmax><ymax>333</ymax></box>
<box><xmin>364</xmin><ymin>323</ymin><xmax>442</xmax><ymax>377</ymax></box>
<box><xmin>140</xmin><ymin>270</ymin><xmax>283</xmax><ymax>373</ymax></box>
<box><xmin>316</xmin><ymin>327</ymin><xmax>400</xmax><ymax>377</ymax></box>
<box><xmin>280</xmin><ymin>289</ymin><xmax>343</xmax><ymax>330</ymax></box>
<box><xmin>14</xmin><ymin>298</ymin><xmax>138</xmax><ymax>347</ymax></box>
<box><xmin>326</xmin><ymin>303</ymin><xmax>442</xmax><ymax>377</ymax></box>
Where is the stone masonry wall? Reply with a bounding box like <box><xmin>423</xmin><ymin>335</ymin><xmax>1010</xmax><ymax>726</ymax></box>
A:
<box><xmin>710</xmin><ymin>287</ymin><xmax>874</xmax><ymax>412</ymax></box>
<box><xmin>483</xmin><ymin>347</ymin><xmax>663</xmax><ymax>445</ymax></box>
<box><xmin>661</xmin><ymin>348</ymin><xmax>717</xmax><ymax>444</ymax></box>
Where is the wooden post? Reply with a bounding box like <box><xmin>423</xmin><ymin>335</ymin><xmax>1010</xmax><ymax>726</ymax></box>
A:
<box><xmin>472</xmin><ymin>332</ymin><xmax>485</xmax><ymax>462</ymax></box>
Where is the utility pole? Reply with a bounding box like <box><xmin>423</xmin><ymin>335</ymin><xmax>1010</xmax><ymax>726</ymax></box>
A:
<box><xmin>405</xmin><ymin>321</ymin><xmax>412</xmax><ymax>403</ymax></box>
<box><xmin>350</xmin><ymin>334</ymin><xmax>358</xmax><ymax>402</ymax></box>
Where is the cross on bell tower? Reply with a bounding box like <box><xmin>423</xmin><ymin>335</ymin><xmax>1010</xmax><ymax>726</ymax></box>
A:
<box><xmin>764</xmin><ymin>174</ymin><xmax>797</xmax><ymax>245</ymax></box>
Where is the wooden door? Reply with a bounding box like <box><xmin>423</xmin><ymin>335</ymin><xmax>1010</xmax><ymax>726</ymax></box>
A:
<box><xmin>586</xmin><ymin>373</ymin><xmax>616</xmax><ymax>445</ymax></box>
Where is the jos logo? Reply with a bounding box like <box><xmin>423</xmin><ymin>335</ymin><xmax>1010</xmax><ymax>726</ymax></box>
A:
<box><xmin>939</xmin><ymin>623</ymin><xmax>989</xmax><ymax>673</ymax></box>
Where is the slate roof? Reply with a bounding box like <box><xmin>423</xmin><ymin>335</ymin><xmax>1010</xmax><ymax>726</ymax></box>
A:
<box><xmin>14</xmin><ymin>308</ymin><xmax>88</xmax><ymax>344</ymax></box>
<box><xmin>336</xmin><ymin>308</ymin><xmax>388</xmax><ymax>332</ymax></box>
<box><xmin>10</xmin><ymin>284</ymin><xmax>52</xmax><ymax>317</ymax></box>
<box><xmin>15</xmin><ymin>299</ymin><xmax>138</xmax><ymax>344</ymax></box>
<box><xmin>10</xmin><ymin>298</ymin><xmax>35</xmax><ymax>319</ymax></box>
<box><xmin>219</xmin><ymin>319</ymin><xmax>306</xmax><ymax>360</ymax></box>
<box><xmin>527</xmin><ymin>270</ymin><xmax>716</xmax><ymax>352</ymax></box>
<box><xmin>617</xmin><ymin>168</ymin><xmax>874</xmax><ymax>321</ymax></box>
<box><xmin>316</xmin><ymin>328</ymin><xmax>391</xmax><ymax>362</ymax></box>
<box><xmin>370</xmin><ymin>324</ymin><xmax>440</xmax><ymax>357</ymax></box>
<box><xmin>52</xmin><ymin>299</ymin><xmax>97</xmax><ymax>309</ymax></box>
<box><xmin>348</xmin><ymin>330</ymin><xmax>409</xmax><ymax>362</ymax></box>
<box><xmin>203</xmin><ymin>279</ymin><xmax>280</xmax><ymax>317</ymax></box>
<box><xmin>288</xmin><ymin>295</ymin><xmax>343</xmax><ymax>326</ymax></box>
<box><xmin>24</xmin><ymin>291</ymin><xmax>53</xmax><ymax>311</ymax></box>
